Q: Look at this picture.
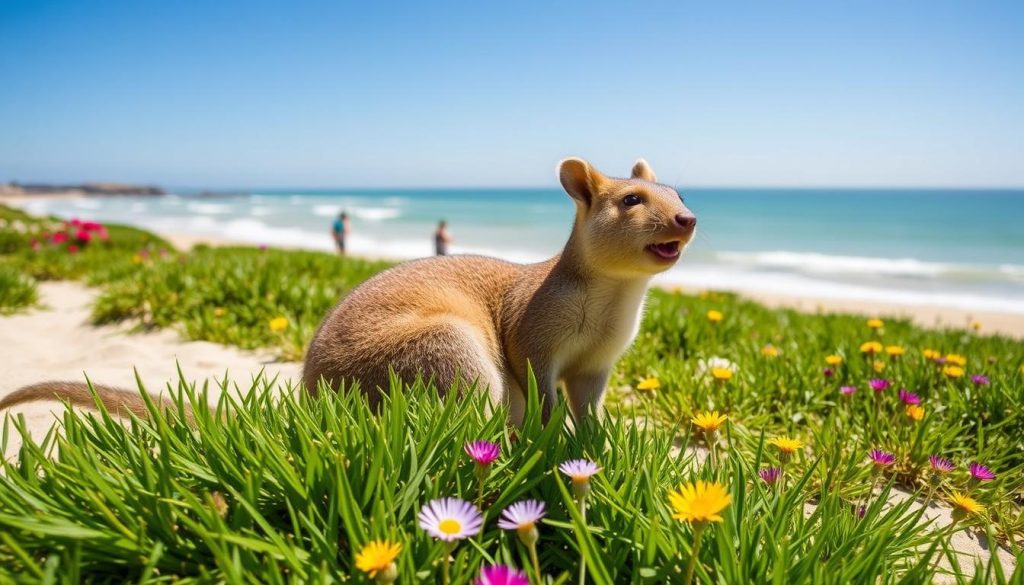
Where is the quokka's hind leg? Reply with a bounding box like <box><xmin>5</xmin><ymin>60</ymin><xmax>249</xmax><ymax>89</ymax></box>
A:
<box><xmin>383</xmin><ymin>316</ymin><xmax>505</xmax><ymax>407</ymax></box>
<box><xmin>305</xmin><ymin>315</ymin><xmax>506</xmax><ymax>411</ymax></box>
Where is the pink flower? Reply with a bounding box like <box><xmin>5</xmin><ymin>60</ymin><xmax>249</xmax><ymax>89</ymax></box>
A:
<box><xmin>76</xmin><ymin>229</ymin><xmax>92</xmax><ymax>242</ymax></box>
<box><xmin>970</xmin><ymin>375</ymin><xmax>990</xmax><ymax>386</ymax></box>
<box><xmin>840</xmin><ymin>385</ymin><xmax>857</xmax><ymax>396</ymax></box>
<box><xmin>897</xmin><ymin>389</ymin><xmax>921</xmax><ymax>405</ymax></box>
<box><xmin>968</xmin><ymin>462</ymin><xmax>995</xmax><ymax>482</ymax></box>
<box><xmin>868</xmin><ymin>379</ymin><xmax>890</xmax><ymax>392</ymax></box>
<box><xmin>869</xmin><ymin>449</ymin><xmax>895</xmax><ymax>468</ymax></box>
<box><xmin>476</xmin><ymin>565</ymin><xmax>529</xmax><ymax>585</ymax></box>
<box><xmin>464</xmin><ymin>440</ymin><xmax>500</xmax><ymax>466</ymax></box>
<box><xmin>928</xmin><ymin>455</ymin><xmax>955</xmax><ymax>474</ymax></box>
<box><xmin>52</xmin><ymin>232</ymin><xmax>68</xmax><ymax>244</ymax></box>
<box><xmin>67</xmin><ymin>244</ymin><xmax>79</xmax><ymax>254</ymax></box>
<box><xmin>823</xmin><ymin>367</ymin><xmax>834</xmax><ymax>378</ymax></box>
<box><xmin>759</xmin><ymin>467</ymin><xmax>781</xmax><ymax>485</ymax></box>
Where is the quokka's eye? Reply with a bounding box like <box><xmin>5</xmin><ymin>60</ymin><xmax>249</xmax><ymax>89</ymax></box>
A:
<box><xmin>623</xmin><ymin>194</ymin><xmax>643</xmax><ymax>206</ymax></box>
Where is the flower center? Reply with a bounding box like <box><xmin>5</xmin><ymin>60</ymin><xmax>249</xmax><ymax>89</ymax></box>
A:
<box><xmin>438</xmin><ymin>519</ymin><xmax>462</xmax><ymax>535</ymax></box>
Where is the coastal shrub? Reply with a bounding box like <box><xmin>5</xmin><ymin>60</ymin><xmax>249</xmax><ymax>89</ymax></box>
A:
<box><xmin>0</xmin><ymin>264</ymin><xmax>37</xmax><ymax>313</ymax></box>
<box><xmin>90</xmin><ymin>246</ymin><xmax>392</xmax><ymax>358</ymax></box>
<box><xmin>0</xmin><ymin>375</ymin><xmax>1015</xmax><ymax>583</ymax></box>
<box><xmin>0</xmin><ymin>204</ymin><xmax>170</xmax><ymax>282</ymax></box>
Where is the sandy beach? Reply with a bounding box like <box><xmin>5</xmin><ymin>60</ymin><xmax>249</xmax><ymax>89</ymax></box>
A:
<box><xmin>0</xmin><ymin>280</ymin><xmax>303</xmax><ymax>461</ymax></box>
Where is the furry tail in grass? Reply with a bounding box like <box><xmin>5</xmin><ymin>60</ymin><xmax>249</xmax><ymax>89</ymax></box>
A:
<box><xmin>0</xmin><ymin>380</ymin><xmax>196</xmax><ymax>424</ymax></box>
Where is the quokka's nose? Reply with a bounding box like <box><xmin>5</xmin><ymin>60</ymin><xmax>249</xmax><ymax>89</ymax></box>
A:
<box><xmin>674</xmin><ymin>213</ymin><xmax>697</xmax><ymax>230</ymax></box>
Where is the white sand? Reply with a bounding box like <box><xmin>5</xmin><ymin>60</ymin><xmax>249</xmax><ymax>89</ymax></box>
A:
<box><xmin>0</xmin><ymin>281</ymin><xmax>302</xmax><ymax>460</ymax></box>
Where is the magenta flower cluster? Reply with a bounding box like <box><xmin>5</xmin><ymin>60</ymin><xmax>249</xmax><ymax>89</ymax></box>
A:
<box><xmin>928</xmin><ymin>455</ymin><xmax>955</xmax><ymax>474</ymax></box>
<box><xmin>897</xmin><ymin>389</ymin><xmax>921</xmax><ymax>405</ymax></box>
<box><xmin>868</xmin><ymin>449</ymin><xmax>895</xmax><ymax>468</ymax></box>
<box><xmin>465</xmin><ymin>440</ymin><xmax>501</xmax><ymax>466</ymax></box>
<box><xmin>868</xmin><ymin>379</ymin><xmax>890</xmax><ymax>392</ymax></box>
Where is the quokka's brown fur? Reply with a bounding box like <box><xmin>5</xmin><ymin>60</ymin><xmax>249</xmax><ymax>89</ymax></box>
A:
<box><xmin>303</xmin><ymin>157</ymin><xmax>696</xmax><ymax>423</ymax></box>
<box><xmin>0</xmin><ymin>157</ymin><xmax>695</xmax><ymax>425</ymax></box>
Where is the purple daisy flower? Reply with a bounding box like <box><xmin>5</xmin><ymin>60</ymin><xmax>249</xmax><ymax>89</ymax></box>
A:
<box><xmin>465</xmin><ymin>440</ymin><xmax>500</xmax><ymax>466</ymax></box>
<box><xmin>928</xmin><ymin>455</ymin><xmax>955</xmax><ymax>474</ymax></box>
<box><xmin>497</xmin><ymin>499</ymin><xmax>546</xmax><ymax>531</ymax></box>
<box><xmin>559</xmin><ymin>459</ymin><xmax>600</xmax><ymax>483</ymax></box>
<box><xmin>970</xmin><ymin>374</ymin><xmax>990</xmax><ymax>386</ymax></box>
<box><xmin>869</xmin><ymin>449</ymin><xmax>895</xmax><ymax>468</ymax></box>
<box><xmin>968</xmin><ymin>462</ymin><xmax>996</xmax><ymax>482</ymax></box>
<box><xmin>477</xmin><ymin>565</ymin><xmax>530</xmax><ymax>585</ymax></box>
<box><xmin>759</xmin><ymin>467</ymin><xmax>782</xmax><ymax>485</ymax></box>
<box><xmin>898</xmin><ymin>389</ymin><xmax>921</xmax><ymax>405</ymax></box>
<box><xmin>840</xmin><ymin>385</ymin><xmax>857</xmax><ymax>396</ymax></box>
<box><xmin>418</xmin><ymin>497</ymin><xmax>483</xmax><ymax>542</ymax></box>
<box><xmin>868</xmin><ymin>379</ymin><xmax>890</xmax><ymax>392</ymax></box>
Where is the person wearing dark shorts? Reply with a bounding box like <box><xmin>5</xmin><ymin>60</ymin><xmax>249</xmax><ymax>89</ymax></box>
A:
<box><xmin>434</xmin><ymin>220</ymin><xmax>451</xmax><ymax>256</ymax></box>
<box><xmin>333</xmin><ymin>212</ymin><xmax>349</xmax><ymax>255</ymax></box>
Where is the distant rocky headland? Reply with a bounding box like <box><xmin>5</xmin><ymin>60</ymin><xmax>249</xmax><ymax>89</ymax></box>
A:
<box><xmin>0</xmin><ymin>182</ymin><xmax>166</xmax><ymax>197</ymax></box>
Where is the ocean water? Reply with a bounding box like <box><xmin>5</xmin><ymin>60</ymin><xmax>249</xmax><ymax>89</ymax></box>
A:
<box><xmin>15</xmin><ymin>188</ymin><xmax>1024</xmax><ymax>314</ymax></box>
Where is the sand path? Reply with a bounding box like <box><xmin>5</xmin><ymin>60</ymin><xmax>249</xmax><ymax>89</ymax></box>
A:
<box><xmin>0</xmin><ymin>281</ymin><xmax>303</xmax><ymax>460</ymax></box>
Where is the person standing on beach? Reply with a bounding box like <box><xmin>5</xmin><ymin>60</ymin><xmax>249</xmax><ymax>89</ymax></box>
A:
<box><xmin>434</xmin><ymin>220</ymin><xmax>451</xmax><ymax>256</ymax></box>
<box><xmin>332</xmin><ymin>212</ymin><xmax>350</xmax><ymax>255</ymax></box>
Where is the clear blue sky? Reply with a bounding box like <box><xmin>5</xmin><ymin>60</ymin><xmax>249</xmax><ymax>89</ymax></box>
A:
<box><xmin>1</xmin><ymin>0</ymin><xmax>1022</xmax><ymax>188</ymax></box>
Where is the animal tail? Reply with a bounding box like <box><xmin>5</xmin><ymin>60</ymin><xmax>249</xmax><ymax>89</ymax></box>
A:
<box><xmin>0</xmin><ymin>381</ymin><xmax>194</xmax><ymax>423</ymax></box>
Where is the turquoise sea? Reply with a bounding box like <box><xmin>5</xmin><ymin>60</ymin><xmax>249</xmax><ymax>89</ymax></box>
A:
<box><xmin>16</xmin><ymin>188</ymin><xmax>1024</xmax><ymax>314</ymax></box>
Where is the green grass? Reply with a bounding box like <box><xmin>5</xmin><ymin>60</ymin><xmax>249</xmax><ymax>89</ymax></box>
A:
<box><xmin>0</xmin><ymin>264</ymin><xmax>37</xmax><ymax>314</ymax></box>
<box><xmin>0</xmin><ymin>203</ymin><xmax>1021</xmax><ymax>582</ymax></box>
<box><xmin>0</xmin><ymin>377</ymin><xmax>1017</xmax><ymax>584</ymax></box>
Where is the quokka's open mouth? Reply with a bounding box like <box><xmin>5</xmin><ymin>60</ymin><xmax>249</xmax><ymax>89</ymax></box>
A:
<box><xmin>646</xmin><ymin>241</ymin><xmax>681</xmax><ymax>260</ymax></box>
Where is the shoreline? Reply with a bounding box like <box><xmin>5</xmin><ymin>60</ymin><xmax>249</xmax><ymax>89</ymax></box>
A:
<box><xmin>154</xmin><ymin>232</ymin><xmax>1024</xmax><ymax>339</ymax></box>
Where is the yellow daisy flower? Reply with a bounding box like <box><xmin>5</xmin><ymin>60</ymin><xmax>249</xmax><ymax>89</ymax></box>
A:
<box><xmin>922</xmin><ymin>348</ymin><xmax>941</xmax><ymax>360</ymax></box>
<box><xmin>860</xmin><ymin>341</ymin><xmax>883</xmax><ymax>355</ymax></box>
<box><xmin>905</xmin><ymin>404</ymin><xmax>924</xmax><ymax>422</ymax></box>
<box><xmin>691</xmin><ymin>411</ymin><xmax>728</xmax><ymax>432</ymax></box>
<box><xmin>943</xmin><ymin>365</ymin><xmax>965</xmax><ymax>378</ymax></box>
<box><xmin>867</xmin><ymin>318</ymin><xmax>884</xmax><ymax>329</ymax></box>
<box><xmin>971</xmin><ymin>321</ymin><xmax>982</xmax><ymax>331</ymax></box>
<box><xmin>760</xmin><ymin>344</ymin><xmax>780</xmax><ymax>357</ymax></box>
<box><xmin>355</xmin><ymin>539</ymin><xmax>402</xmax><ymax>578</ymax></box>
<box><xmin>825</xmin><ymin>355</ymin><xmax>843</xmax><ymax>366</ymax></box>
<box><xmin>945</xmin><ymin>354</ymin><xmax>967</xmax><ymax>367</ymax></box>
<box><xmin>706</xmin><ymin>309</ymin><xmax>723</xmax><ymax>323</ymax></box>
<box><xmin>636</xmin><ymin>377</ymin><xmax>660</xmax><ymax>392</ymax></box>
<box><xmin>768</xmin><ymin>436</ymin><xmax>804</xmax><ymax>454</ymax></box>
<box><xmin>668</xmin><ymin>481</ymin><xmax>731</xmax><ymax>524</ymax></box>
<box><xmin>873</xmin><ymin>361</ymin><xmax>886</xmax><ymax>373</ymax></box>
<box><xmin>710</xmin><ymin>367</ymin><xmax>733</xmax><ymax>381</ymax></box>
<box><xmin>948</xmin><ymin>492</ymin><xmax>985</xmax><ymax>521</ymax></box>
<box><xmin>269</xmin><ymin>316</ymin><xmax>289</xmax><ymax>332</ymax></box>
<box><xmin>885</xmin><ymin>345</ymin><xmax>904</xmax><ymax>357</ymax></box>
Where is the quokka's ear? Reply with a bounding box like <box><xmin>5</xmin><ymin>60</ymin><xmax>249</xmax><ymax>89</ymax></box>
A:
<box><xmin>558</xmin><ymin>157</ymin><xmax>604</xmax><ymax>207</ymax></box>
<box><xmin>630</xmin><ymin>159</ymin><xmax>657</xmax><ymax>182</ymax></box>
